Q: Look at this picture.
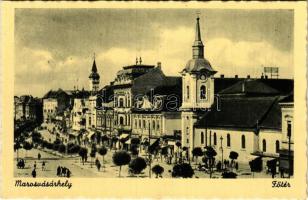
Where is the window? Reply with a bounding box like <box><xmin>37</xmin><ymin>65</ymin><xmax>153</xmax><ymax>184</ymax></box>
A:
<box><xmin>186</xmin><ymin>86</ymin><xmax>190</xmax><ymax>99</ymax></box>
<box><xmin>157</xmin><ymin>121</ymin><xmax>160</xmax><ymax>130</ymax></box>
<box><xmin>143</xmin><ymin>120</ymin><xmax>146</xmax><ymax>129</ymax></box>
<box><xmin>139</xmin><ymin>120</ymin><xmax>141</xmax><ymax>128</ymax></box>
<box><xmin>276</xmin><ymin>140</ymin><xmax>280</xmax><ymax>153</ymax></box>
<box><xmin>287</xmin><ymin>121</ymin><xmax>292</xmax><ymax>137</ymax></box>
<box><xmin>200</xmin><ymin>85</ymin><xmax>206</xmax><ymax>99</ymax></box>
<box><xmin>135</xmin><ymin>119</ymin><xmax>137</xmax><ymax>128</ymax></box>
<box><xmin>153</xmin><ymin>121</ymin><xmax>155</xmax><ymax>130</ymax></box>
<box><xmin>241</xmin><ymin>135</ymin><xmax>246</xmax><ymax>149</ymax></box>
<box><xmin>119</xmin><ymin>98</ymin><xmax>124</xmax><ymax>107</ymax></box>
<box><xmin>186</xmin><ymin>127</ymin><xmax>189</xmax><ymax>135</ymax></box>
<box><xmin>119</xmin><ymin>116</ymin><xmax>124</xmax><ymax>125</ymax></box>
<box><xmin>262</xmin><ymin>139</ymin><xmax>266</xmax><ymax>152</ymax></box>
<box><xmin>227</xmin><ymin>134</ymin><xmax>231</xmax><ymax>147</ymax></box>
<box><xmin>213</xmin><ymin>133</ymin><xmax>217</xmax><ymax>145</ymax></box>
<box><xmin>187</xmin><ymin>139</ymin><xmax>189</xmax><ymax>144</ymax></box>
<box><xmin>201</xmin><ymin>132</ymin><xmax>204</xmax><ymax>144</ymax></box>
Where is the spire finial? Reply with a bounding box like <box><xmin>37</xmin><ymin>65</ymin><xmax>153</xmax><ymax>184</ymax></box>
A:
<box><xmin>136</xmin><ymin>57</ymin><xmax>138</xmax><ymax>65</ymax></box>
<box><xmin>93</xmin><ymin>52</ymin><xmax>96</xmax><ymax>60</ymax></box>
<box><xmin>139</xmin><ymin>57</ymin><xmax>142</xmax><ymax>65</ymax></box>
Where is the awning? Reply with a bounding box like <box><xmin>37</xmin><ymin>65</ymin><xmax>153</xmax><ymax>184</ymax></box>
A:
<box><xmin>69</xmin><ymin>131</ymin><xmax>79</xmax><ymax>137</ymax></box>
<box><xmin>125</xmin><ymin>139</ymin><xmax>131</xmax><ymax>144</ymax></box>
<box><xmin>87</xmin><ymin>131</ymin><xmax>95</xmax><ymax>139</ymax></box>
<box><xmin>119</xmin><ymin>133</ymin><xmax>129</xmax><ymax>140</ymax></box>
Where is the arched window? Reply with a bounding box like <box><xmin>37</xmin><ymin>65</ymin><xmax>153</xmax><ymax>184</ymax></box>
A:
<box><xmin>275</xmin><ymin>140</ymin><xmax>280</xmax><ymax>153</ymax></box>
<box><xmin>227</xmin><ymin>134</ymin><xmax>231</xmax><ymax>147</ymax></box>
<box><xmin>139</xmin><ymin>119</ymin><xmax>141</xmax><ymax>128</ymax></box>
<box><xmin>200</xmin><ymin>85</ymin><xmax>206</xmax><ymax>99</ymax></box>
<box><xmin>119</xmin><ymin>116</ymin><xmax>124</xmax><ymax>125</ymax></box>
<box><xmin>119</xmin><ymin>98</ymin><xmax>124</xmax><ymax>107</ymax></box>
<box><xmin>262</xmin><ymin>139</ymin><xmax>266</xmax><ymax>152</ymax></box>
<box><xmin>213</xmin><ymin>133</ymin><xmax>217</xmax><ymax>145</ymax></box>
<box><xmin>153</xmin><ymin>120</ymin><xmax>155</xmax><ymax>130</ymax></box>
<box><xmin>241</xmin><ymin>135</ymin><xmax>246</xmax><ymax>149</ymax></box>
<box><xmin>143</xmin><ymin>120</ymin><xmax>146</xmax><ymax>129</ymax></box>
<box><xmin>157</xmin><ymin>121</ymin><xmax>160</xmax><ymax>130</ymax></box>
<box><xmin>201</xmin><ymin>132</ymin><xmax>204</xmax><ymax>144</ymax></box>
<box><xmin>186</xmin><ymin>86</ymin><xmax>190</xmax><ymax>99</ymax></box>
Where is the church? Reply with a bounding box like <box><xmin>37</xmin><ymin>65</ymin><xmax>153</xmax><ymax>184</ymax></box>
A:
<box><xmin>180</xmin><ymin>17</ymin><xmax>293</xmax><ymax>174</ymax></box>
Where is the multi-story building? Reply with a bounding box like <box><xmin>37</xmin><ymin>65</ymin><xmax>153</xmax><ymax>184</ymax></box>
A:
<box><xmin>14</xmin><ymin>95</ymin><xmax>42</xmax><ymax>122</ymax></box>
<box><xmin>43</xmin><ymin>89</ymin><xmax>71</xmax><ymax>122</ymax></box>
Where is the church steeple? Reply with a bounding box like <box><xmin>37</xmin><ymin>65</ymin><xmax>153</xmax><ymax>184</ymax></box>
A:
<box><xmin>192</xmin><ymin>17</ymin><xmax>204</xmax><ymax>59</ymax></box>
<box><xmin>89</xmin><ymin>54</ymin><xmax>100</xmax><ymax>93</ymax></box>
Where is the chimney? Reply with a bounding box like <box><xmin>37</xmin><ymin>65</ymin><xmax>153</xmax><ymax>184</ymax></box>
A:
<box><xmin>157</xmin><ymin>62</ymin><xmax>161</xmax><ymax>69</ymax></box>
<box><xmin>220</xmin><ymin>74</ymin><xmax>224</xmax><ymax>78</ymax></box>
<box><xmin>247</xmin><ymin>75</ymin><xmax>250</xmax><ymax>79</ymax></box>
<box><xmin>235</xmin><ymin>75</ymin><xmax>238</xmax><ymax>79</ymax></box>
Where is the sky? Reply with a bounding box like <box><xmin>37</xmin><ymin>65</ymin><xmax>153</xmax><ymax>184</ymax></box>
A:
<box><xmin>14</xmin><ymin>8</ymin><xmax>294</xmax><ymax>97</ymax></box>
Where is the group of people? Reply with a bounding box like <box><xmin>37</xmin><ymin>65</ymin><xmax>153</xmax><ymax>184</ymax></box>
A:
<box><xmin>31</xmin><ymin>160</ymin><xmax>47</xmax><ymax>178</ymax></box>
<box><xmin>57</xmin><ymin>166</ymin><xmax>71</xmax><ymax>178</ymax></box>
<box><xmin>16</xmin><ymin>159</ymin><xmax>26</xmax><ymax>169</ymax></box>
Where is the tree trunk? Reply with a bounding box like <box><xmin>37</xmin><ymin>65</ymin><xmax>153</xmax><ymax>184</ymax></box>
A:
<box><xmin>119</xmin><ymin>166</ymin><xmax>121</xmax><ymax>177</ymax></box>
<box><xmin>102</xmin><ymin>156</ymin><xmax>105</xmax><ymax>172</ymax></box>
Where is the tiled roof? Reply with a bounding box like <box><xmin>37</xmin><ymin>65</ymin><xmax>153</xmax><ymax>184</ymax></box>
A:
<box><xmin>194</xmin><ymin>96</ymin><xmax>281</xmax><ymax>130</ymax></box>
<box><xmin>219</xmin><ymin>79</ymin><xmax>280</xmax><ymax>96</ymax></box>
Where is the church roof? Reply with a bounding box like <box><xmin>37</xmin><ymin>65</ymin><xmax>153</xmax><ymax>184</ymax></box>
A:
<box><xmin>89</xmin><ymin>59</ymin><xmax>100</xmax><ymax>79</ymax></box>
<box><xmin>183</xmin><ymin>58</ymin><xmax>216</xmax><ymax>74</ymax></box>
<box><xmin>194</xmin><ymin>96</ymin><xmax>281</xmax><ymax>131</ymax></box>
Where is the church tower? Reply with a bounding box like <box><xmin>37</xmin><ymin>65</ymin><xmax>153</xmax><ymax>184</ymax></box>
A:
<box><xmin>180</xmin><ymin>17</ymin><xmax>217</xmax><ymax>156</ymax></box>
<box><xmin>89</xmin><ymin>57</ymin><xmax>100</xmax><ymax>93</ymax></box>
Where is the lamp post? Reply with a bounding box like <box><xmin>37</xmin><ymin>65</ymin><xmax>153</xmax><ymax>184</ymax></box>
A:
<box><xmin>220</xmin><ymin>136</ymin><xmax>223</xmax><ymax>170</ymax></box>
<box><xmin>148</xmin><ymin>122</ymin><xmax>152</xmax><ymax>178</ymax></box>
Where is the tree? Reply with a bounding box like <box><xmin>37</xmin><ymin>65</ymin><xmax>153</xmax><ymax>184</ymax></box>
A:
<box><xmin>249</xmin><ymin>157</ymin><xmax>263</xmax><ymax>178</ymax></box>
<box><xmin>229</xmin><ymin>151</ymin><xmax>239</xmax><ymax>169</ymax></box>
<box><xmin>192</xmin><ymin>147</ymin><xmax>204</xmax><ymax>164</ymax></box>
<box><xmin>98</xmin><ymin>146</ymin><xmax>108</xmax><ymax>171</ymax></box>
<box><xmin>90</xmin><ymin>146</ymin><xmax>97</xmax><ymax>168</ymax></box>
<box><xmin>32</xmin><ymin>131</ymin><xmax>42</xmax><ymax>145</ymax></box>
<box><xmin>129</xmin><ymin>157</ymin><xmax>147</xmax><ymax>176</ymax></box>
<box><xmin>23</xmin><ymin>142</ymin><xmax>33</xmax><ymax>158</ymax></box>
<box><xmin>14</xmin><ymin>141</ymin><xmax>22</xmax><ymax>160</ymax></box>
<box><xmin>204</xmin><ymin>146</ymin><xmax>217</xmax><ymax>178</ymax></box>
<box><xmin>171</xmin><ymin>163</ymin><xmax>194</xmax><ymax>178</ymax></box>
<box><xmin>112</xmin><ymin>151</ymin><xmax>131</xmax><ymax>177</ymax></box>
<box><xmin>78</xmin><ymin>147</ymin><xmax>88</xmax><ymax>165</ymax></box>
<box><xmin>58</xmin><ymin>144</ymin><xmax>66</xmax><ymax>153</ymax></box>
<box><xmin>152</xmin><ymin>164</ymin><xmax>164</xmax><ymax>178</ymax></box>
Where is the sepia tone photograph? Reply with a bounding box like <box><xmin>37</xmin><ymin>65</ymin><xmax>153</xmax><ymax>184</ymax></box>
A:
<box><xmin>13</xmin><ymin>8</ymin><xmax>296</xmax><ymax>180</ymax></box>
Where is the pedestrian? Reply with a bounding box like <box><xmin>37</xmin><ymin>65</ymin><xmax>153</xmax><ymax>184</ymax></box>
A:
<box><xmin>96</xmin><ymin>161</ymin><xmax>101</xmax><ymax>171</ymax></box>
<box><xmin>62</xmin><ymin>167</ymin><xmax>67</xmax><ymax>177</ymax></box>
<box><xmin>280</xmin><ymin>168</ymin><xmax>285</xmax><ymax>178</ymax></box>
<box><xmin>32</xmin><ymin>169</ymin><xmax>36</xmax><ymax>178</ymax></box>
<box><xmin>34</xmin><ymin>161</ymin><xmax>37</xmax><ymax>169</ymax></box>
<box><xmin>38</xmin><ymin>153</ymin><xmax>41</xmax><ymax>160</ymax></box>
<box><xmin>42</xmin><ymin>161</ymin><xmax>45</xmax><ymax>171</ymax></box>
<box><xmin>57</xmin><ymin>166</ymin><xmax>61</xmax><ymax>176</ymax></box>
<box><xmin>235</xmin><ymin>162</ymin><xmax>239</xmax><ymax>171</ymax></box>
<box><xmin>66</xmin><ymin>169</ymin><xmax>71</xmax><ymax>178</ymax></box>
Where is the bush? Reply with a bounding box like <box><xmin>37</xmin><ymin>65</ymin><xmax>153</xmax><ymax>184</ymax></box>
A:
<box><xmin>172</xmin><ymin>163</ymin><xmax>194</xmax><ymax>178</ymax></box>
<box><xmin>129</xmin><ymin>157</ymin><xmax>147</xmax><ymax>175</ymax></box>
<box><xmin>222</xmin><ymin>171</ymin><xmax>237</xmax><ymax>178</ymax></box>
<box><xmin>152</xmin><ymin>164</ymin><xmax>164</xmax><ymax>178</ymax></box>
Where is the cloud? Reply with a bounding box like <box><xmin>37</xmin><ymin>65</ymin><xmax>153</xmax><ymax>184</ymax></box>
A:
<box><xmin>15</xmin><ymin>26</ymin><xmax>293</xmax><ymax>97</ymax></box>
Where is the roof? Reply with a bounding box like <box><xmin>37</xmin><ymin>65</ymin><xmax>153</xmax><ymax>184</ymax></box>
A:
<box><xmin>183</xmin><ymin>58</ymin><xmax>216</xmax><ymax>74</ymax></box>
<box><xmin>219</xmin><ymin>79</ymin><xmax>280</xmax><ymax>96</ymax></box>
<box><xmin>260</xmin><ymin>79</ymin><xmax>293</xmax><ymax>95</ymax></box>
<box><xmin>279</xmin><ymin>91</ymin><xmax>294</xmax><ymax>103</ymax></box>
<box><xmin>89</xmin><ymin>60</ymin><xmax>100</xmax><ymax>79</ymax></box>
<box><xmin>43</xmin><ymin>88</ymin><xmax>70</xmax><ymax>99</ymax></box>
<box><xmin>194</xmin><ymin>96</ymin><xmax>281</xmax><ymax>131</ymax></box>
<box><xmin>214</xmin><ymin>78</ymin><xmax>244</xmax><ymax>94</ymax></box>
<box><xmin>97</xmin><ymin>85</ymin><xmax>114</xmax><ymax>104</ymax></box>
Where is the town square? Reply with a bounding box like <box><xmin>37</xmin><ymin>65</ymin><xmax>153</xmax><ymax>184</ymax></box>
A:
<box><xmin>14</xmin><ymin>8</ymin><xmax>294</xmax><ymax>179</ymax></box>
